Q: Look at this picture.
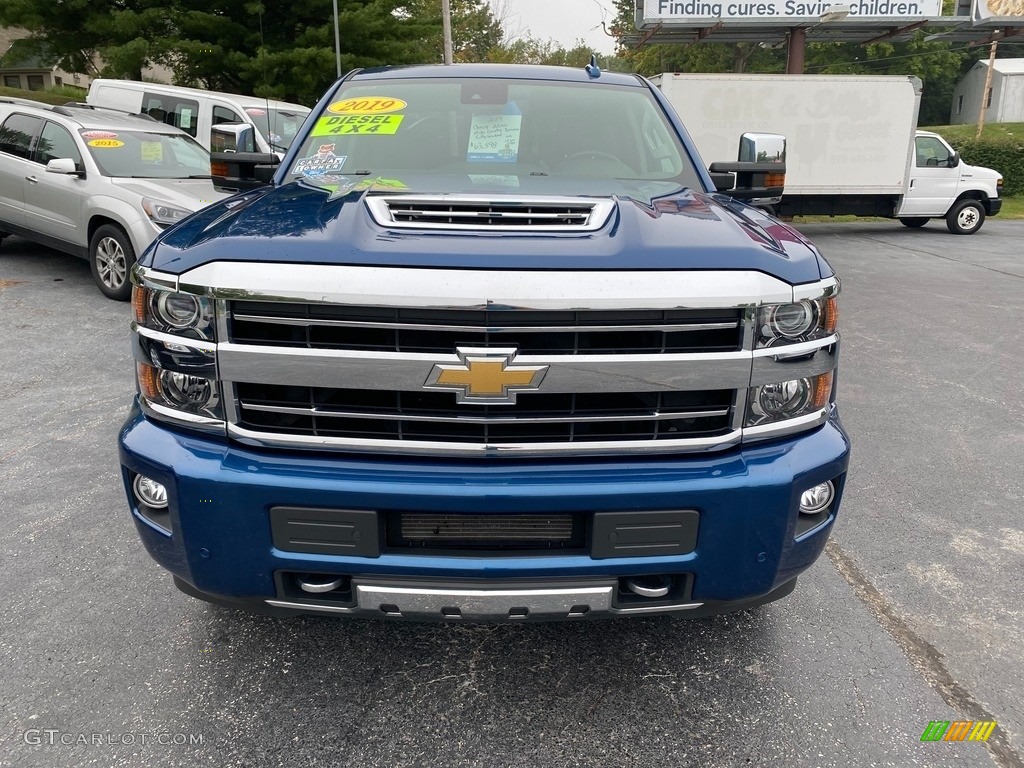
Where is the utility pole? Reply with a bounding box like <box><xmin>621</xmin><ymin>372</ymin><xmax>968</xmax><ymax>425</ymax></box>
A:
<box><xmin>976</xmin><ymin>41</ymin><xmax>998</xmax><ymax>140</ymax></box>
<box><xmin>441</xmin><ymin>0</ymin><xmax>453</xmax><ymax>65</ymax></box>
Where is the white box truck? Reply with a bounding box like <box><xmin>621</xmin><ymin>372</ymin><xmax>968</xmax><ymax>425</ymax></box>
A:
<box><xmin>655</xmin><ymin>73</ymin><xmax>1003</xmax><ymax>234</ymax></box>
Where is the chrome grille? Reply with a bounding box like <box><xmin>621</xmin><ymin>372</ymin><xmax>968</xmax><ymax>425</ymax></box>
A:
<box><xmin>365</xmin><ymin>195</ymin><xmax>614</xmax><ymax>231</ymax></box>
<box><xmin>228</xmin><ymin>302</ymin><xmax>744</xmax><ymax>355</ymax></box>
<box><xmin>234</xmin><ymin>385</ymin><xmax>734</xmax><ymax>444</ymax></box>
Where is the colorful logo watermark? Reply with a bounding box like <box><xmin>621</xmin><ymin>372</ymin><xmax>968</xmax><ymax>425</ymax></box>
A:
<box><xmin>920</xmin><ymin>721</ymin><xmax>997</xmax><ymax>742</ymax></box>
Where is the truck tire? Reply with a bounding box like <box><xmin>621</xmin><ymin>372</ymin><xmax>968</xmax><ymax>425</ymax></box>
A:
<box><xmin>899</xmin><ymin>217</ymin><xmax>929</xmax><ymax>228</ymax></box>
<box><xmin>90</xmin><ymin>224</ymin><xmax>136</xmax><ymax>301</ymax></box>
<box><xmin>945</xmin><ymin>199</ymin><xmax>985</xmax><ymax>235</ymax></box>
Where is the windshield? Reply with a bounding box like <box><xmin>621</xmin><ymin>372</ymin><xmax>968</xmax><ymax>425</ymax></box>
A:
<box><xmin>243</xmin><ymin>106</ymin><xmax>309</xmax><ymax>152</ymax></box>
<box><xmin>81</xmin><ymin>130</ymin><xmax>210</xmax><ymax>178</ymax></box>
<box><xmin>286</xmin><ymin>78</ymin><xmax>701</xmax><ymax>191</ymax></box>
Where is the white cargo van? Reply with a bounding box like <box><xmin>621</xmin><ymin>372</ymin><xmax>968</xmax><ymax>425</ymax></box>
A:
<box><xmin>86</xmin><ymin>80</ymin><xmax>310</xmax><ymax>157</ymax></box>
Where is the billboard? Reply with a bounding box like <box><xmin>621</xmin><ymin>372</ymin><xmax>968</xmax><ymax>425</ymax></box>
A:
<box><xmin>973</xmin><ymin>0</ymin><xmax>1024</xmax><ymax>20</ymax></box>
<box><xmin>643</xmin><ymin>0</ymin><xmax>944</xmax><ymax>21</ymax></box>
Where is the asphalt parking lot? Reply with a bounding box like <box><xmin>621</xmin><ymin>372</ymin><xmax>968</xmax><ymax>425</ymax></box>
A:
<box><xmin>1</xmin><ymin>220</ymin><xmax>1022</xmax><ymax>768</ymax></box>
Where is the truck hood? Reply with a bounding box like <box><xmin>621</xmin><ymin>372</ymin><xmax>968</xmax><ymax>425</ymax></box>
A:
<box><xmin>109</xmin><ymin>177</ymin><xmax>234</xmax><ymax>210</ymax></box>
<box><xmin>148</xmin><ymin>176</ymin><xmax>826</xmax><ymax>284</ymax></box>
<box><xmin>959</xmin><ymin>162</ymin><xmax>1002</xmax><ymax>184</ymax></box>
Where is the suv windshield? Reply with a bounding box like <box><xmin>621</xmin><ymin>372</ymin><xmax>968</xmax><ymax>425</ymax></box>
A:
<box><xmin>286</xmin><ymin>78</ymin><xmax>700</xmax><ymax>190</ymax></box>
<box><xmin>243</xmin><ymin>107</ymin><xmax>309</xmax><ymax>152</ymax></box>
<box><xmin>80</xmin><ymin>130</ymin><xmax>210</xmax><ymax>178</ymax></box>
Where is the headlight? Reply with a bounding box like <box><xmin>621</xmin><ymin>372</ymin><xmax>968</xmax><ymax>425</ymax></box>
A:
<box><xmin>142</xmin><ymin>197</ymin><xmax>193</xmax><ymax>228</ymax></box>
<box><xmin>133</xmin><ymin>285</ymin><xmax>215</xmax><ymax>341</ymax></box>
<box><xmin>133</xmin><ymin>277</ymin><xmax>223</xmax><ymax>429</ymax></box>
<box><xmin>746</xmin><ymin>372</ymin><xmax>832</xmax><ymax>427</ymax></box>
<box><xmin>137</xmin><ymin>362</ymin><xmax>223</xmax><ymax>421</ymax></box>
<box><xmin>758</xmin><ymin>296</ymin><xmax>837</xmax><ymax>347</ymax></box>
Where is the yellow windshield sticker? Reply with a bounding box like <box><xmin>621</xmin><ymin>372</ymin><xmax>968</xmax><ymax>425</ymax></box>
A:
<box><xmin>88</xmin><ymin>139</ymin><xmax>125</xmax><ymax>148</ymax></box>
<box><xmin>327</xmin><ymin>97</ymin><xmax>407</xmax><ymax>115</ymax></box>
<box><xmin>311</xmin><ymin>114</ymin><xmax>404</xmax><ymax>136</ymax></box>
<box><xmin>140</xmin><ymin>141</ymin><xmax>163</xmax><ymax>162</ymax></box>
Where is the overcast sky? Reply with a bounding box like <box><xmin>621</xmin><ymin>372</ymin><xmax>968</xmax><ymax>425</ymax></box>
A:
<box><xmin>496</xmin><ymin>0</ymin><xmax>618</xmax><ymax>54</ymax></box>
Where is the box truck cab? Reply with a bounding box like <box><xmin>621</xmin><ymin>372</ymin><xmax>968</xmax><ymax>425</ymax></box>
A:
<box><xmin>897</xmin><ymin>130</ymin><xmax>1002</xmax><ymax>233</ymax></box>
<box><xmin>86</xmin><ymin>80</ymin><xmax>310</xmax><ymax>158</ymax></box>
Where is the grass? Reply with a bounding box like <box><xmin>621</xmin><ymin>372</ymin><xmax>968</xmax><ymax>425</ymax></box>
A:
<box><xmin>997</xmin><ymin>195</ymin><xmax>1024</xmax><ymax>218</ymax></box>
<box><xmin>0</xmin><ymin>85</ymin><xmax>86</xmax><ymax>106</ymax></box>
<box><xmin>921</xmin><ymin>122</ymin><xmax>1024</xmax><ymax>143</ymax></box>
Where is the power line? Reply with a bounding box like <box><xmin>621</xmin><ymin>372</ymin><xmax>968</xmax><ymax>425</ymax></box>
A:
<box><xmin>804</xmin><ymin>41</ymin><xmax>1024</xmax><ymax>71</ymax></box>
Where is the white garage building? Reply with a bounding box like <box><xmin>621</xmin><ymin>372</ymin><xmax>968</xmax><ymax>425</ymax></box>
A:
<box><xmin>950</xmin><ymin>58</ymin><xmax>1024</xmax><ymax>125</ymax></box>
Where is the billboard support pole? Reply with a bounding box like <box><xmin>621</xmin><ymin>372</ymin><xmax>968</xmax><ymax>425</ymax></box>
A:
<box><xmin>786</xmin><ymin>27</ymin><xmax>806</xmax><ymax>73</ymax></box>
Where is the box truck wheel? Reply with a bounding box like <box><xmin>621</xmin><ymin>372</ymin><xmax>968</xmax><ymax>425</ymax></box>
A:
<box><xmin>946</xmin><ymin>199</ymin><xmax>985</xmax><ymax>235</ymax></box>
<box><xmin>899</xmin><ymin>217</ymin><xmax>929</xmax><ymax>228</ymax></box>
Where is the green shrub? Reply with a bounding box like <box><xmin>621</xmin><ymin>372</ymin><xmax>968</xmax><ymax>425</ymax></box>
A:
<box><xmin>945</xmin><ymin>136</ymin><xmax>1024</xmax><ymax>197</ymax></box>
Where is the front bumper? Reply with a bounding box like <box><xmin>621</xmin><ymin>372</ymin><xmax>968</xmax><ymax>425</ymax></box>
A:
<box><xmin>119</xmin><ymin>403</ymin><xmax>850</xmax><ymax>620</ymax></box>
<box><xmin>989</xmin><ymin>197</ymin><xmax>1003</xmax><ymax>216</ymax></box>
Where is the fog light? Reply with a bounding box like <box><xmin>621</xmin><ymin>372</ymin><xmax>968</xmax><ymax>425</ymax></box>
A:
<box><xmin>159</xmin><ymin>370</ymin><xmax>212</xmax><ymax>408</ymax></box>
<box><xmin>133</xmin><ymin>475</ymin><xmax>168</xmax><ymax>509</ymax></box>
<box><xmin>799</xmin><ymin>480</ymin><xmax>834</xmax><ymax>514</ymax></box>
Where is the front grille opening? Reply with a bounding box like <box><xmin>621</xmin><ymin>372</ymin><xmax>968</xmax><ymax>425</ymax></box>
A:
<box><xmin>386</xmin><ymin>512</ymin><xmax>585</xmax><ymax>552</ymax></box>
<box><xmin>235</xmin><ymin>384</ymin><xmax>735</xmax><ymax>444</ymax></box>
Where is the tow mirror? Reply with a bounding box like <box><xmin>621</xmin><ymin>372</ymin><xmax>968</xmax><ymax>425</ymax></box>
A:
<box><xmin>708</xmin><ymin>132</ymin><xmax>786</xmax><ymax>206</ymax></box>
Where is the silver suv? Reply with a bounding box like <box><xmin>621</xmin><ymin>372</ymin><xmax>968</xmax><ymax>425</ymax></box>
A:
<box><xmin>0</xmin><ymin>99</ymin><xmax>232</xmax><ymax>300</ymax></box>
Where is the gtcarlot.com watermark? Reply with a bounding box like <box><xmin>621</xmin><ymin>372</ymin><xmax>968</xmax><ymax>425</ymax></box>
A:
<box><xmin>23</xmin><ymin>729</ymin><xmax>204</xmax><ymax>747</ymax></box>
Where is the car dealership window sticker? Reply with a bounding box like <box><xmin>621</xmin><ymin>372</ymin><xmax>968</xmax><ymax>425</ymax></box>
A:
<box><xmin>292</xmin><ymin>142</ymin><xmax>348</xmax><ymax>177</ymax></box>
<box><xmin>310</xmin><ymin>114</ymin><xmax>405</xmax><ymax>136</ymax></box>
<box><xmin>326</xmin><ymin>97</ymin><xmax>408</xmax><ymax>115</ymax></box>
<box><xmin>467</xmin><ymin>114</ymin><xmax>522</xmax><ymax>163</ymax></box>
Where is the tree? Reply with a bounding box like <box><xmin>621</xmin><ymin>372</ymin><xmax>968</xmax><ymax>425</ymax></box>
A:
<box><xmin>168</xmin><ymin>1</ymin><xmax>437</xmax><ymax>104</ymax></box>
<box><xmin>0</xmin><ymin>0</ymin><xmax>462</xmax><ymax>104</ymax></box>
<box><xmin>400</xmin><ymin>0</ymin><xmax>503</xmax><ymax>63</ymax></box>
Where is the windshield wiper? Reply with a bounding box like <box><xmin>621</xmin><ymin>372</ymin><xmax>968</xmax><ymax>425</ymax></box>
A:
<box><xmin>187</xmin><ymin>174</ymin><xmax>214</xmax><ymax>179</ymax></box>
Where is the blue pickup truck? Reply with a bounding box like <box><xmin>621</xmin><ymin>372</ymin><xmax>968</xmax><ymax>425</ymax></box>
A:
<box><xmin>119</xmin><ymin>63</ymin><xmax>850</xmax><ymax>621</ymax></box>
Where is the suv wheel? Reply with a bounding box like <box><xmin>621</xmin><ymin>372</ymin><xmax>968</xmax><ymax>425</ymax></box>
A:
<box><xmin>899</xmin><ymin>217</ymin><xmax>929</xmax><ymax>228</ymax></box>
<box><xmin>90</xmin><ymin>224</ymin><xmax>135</xmax><ymax>301</ymax></box>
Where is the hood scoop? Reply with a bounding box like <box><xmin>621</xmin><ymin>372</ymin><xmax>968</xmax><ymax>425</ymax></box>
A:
<box><xmin>365</xmin><ymin>195</ymin><xmax>614</xmax><ymax>232</ymax></box>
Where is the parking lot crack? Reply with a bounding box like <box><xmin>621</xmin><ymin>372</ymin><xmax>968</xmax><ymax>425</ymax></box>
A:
<box><xmin>826</xmin><ymin>539</ymin><xmax>1023</xmax><ymax>768</ymax></box>
<box><xmin>851</xmin><ymin>233</ymin><xmax>1024</xmax><ymax>280</ymax></box>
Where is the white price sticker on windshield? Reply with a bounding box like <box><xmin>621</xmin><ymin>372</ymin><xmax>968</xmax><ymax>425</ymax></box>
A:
<box><xmin>467</xmin><ymin>115</ymin><xmax>521</xmax><ymax>163</ymax></box>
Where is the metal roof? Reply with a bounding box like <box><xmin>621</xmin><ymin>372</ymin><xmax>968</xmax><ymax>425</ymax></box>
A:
<box><xmin>987</xmin><ymin>56</ymin><xmax>1024</xmax><ymax>73</ymax></box>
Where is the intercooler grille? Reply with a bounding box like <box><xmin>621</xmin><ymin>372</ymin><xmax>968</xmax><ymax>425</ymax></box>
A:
<box><xmin>364</xmin><ymin>196</ymin><xmax>614</xmax><ymax>231</ymax></box>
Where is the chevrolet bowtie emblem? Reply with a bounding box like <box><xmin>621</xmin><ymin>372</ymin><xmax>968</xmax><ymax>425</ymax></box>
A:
<box><xmin>424</xmin><ymin>347</ymin><xmax>549</xmax><ymax>404</ymax></box>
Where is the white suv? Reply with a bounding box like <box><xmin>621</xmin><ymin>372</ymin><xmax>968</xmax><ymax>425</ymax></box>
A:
<box><xmin>0</xmin><ymin>99</ymin><xmax>233</xmax><ymax>299</ymax></box>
